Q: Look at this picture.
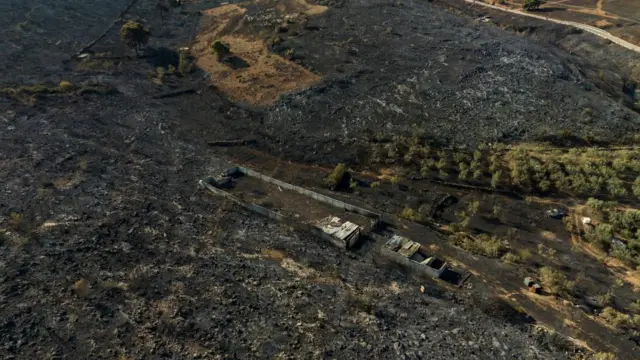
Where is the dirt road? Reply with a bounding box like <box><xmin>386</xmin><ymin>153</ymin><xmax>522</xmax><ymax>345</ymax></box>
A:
<box><xmin>464</xmin><ymin>0</ymin><xmax>640</xmax><ymax>54</ymax></box>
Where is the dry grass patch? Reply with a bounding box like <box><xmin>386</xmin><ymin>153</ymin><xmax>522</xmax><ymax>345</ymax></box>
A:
<box><xmin>261</xmin><ymin>248</ymin><xmax>287</xmax><ymax>261</ymax></box>
<box><xmin>191</xmin><ymin>1</ymin><xmax>322</xmax><ymax>105</ymax></box>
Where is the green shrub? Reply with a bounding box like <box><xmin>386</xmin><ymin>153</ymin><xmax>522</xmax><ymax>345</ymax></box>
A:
<box><xmin>586</xmin><ymin>198</ymin><xmax>613</xmax><ymax>212</ymax></box>
<box><xmin>518</xmin><ymin>248</ymin><xmax>533</xmax><ymax>261</ymax></box>
<box><xmin>563</xmin><ymin>216</ymin><xmax>576</xmax><ymax>234</ymax></box>
<box><xmin>325</xmin><ymin>163</ymin><xmax>347</xmax><ymax>190</ymax></box>
<box><xmin>591</xmin><ymin>352</ymin><xmax>617</xmax><ymax>360</ymax></box>
<box><xmin>600</xmin><ymin>306</ymin><xmax>632</xmax><ymax>329</ymax></box>
<box><xmin>593</xmin><ymin>291</ymin><xmax>613</xmax><ymax>308</ymax></box>
<box><xmin>539</xmin><ymin>266</ymin><xmax>573</xmax><ymax>295</ymax></box>
<box><xmin>178</xmin><ymin>51</ymin><xmax>194</xmax><ymax>74</ymax></box>
<box><xmin>492</xmin><ymin>204</ymin><xmax>501</xmax><ymax>217</ymax></box>
<box><xmin>349</xmin><ymin>178</ymin><xmax>357</xmax><ymax>190</ymax></box>
<box><xmin>9</xmin><ymin>212</ymin><xmax>24</xmax><ymax>230</ymax></box>
<box><xmin>211</xmin><ymin>40</ymin><xmax>230</xmax><ymax>60</ymax></box>
<box><xmin>633</xmin><ymin>177</ymin><xmax>640</xmax><ymax>199</ymax></box>
<box><xmin>585</xmin><ymin>224</ymin><xmax>614</xmax><ymax>251</ymax></box>
<box><xmin>400</xmin><ymin>207</ymin><xmax>424</xmax><ymax>222</ymax></box>
<box><xmin>473</xmin><ymin>149</ymin><xmax>483</xmax><ymax>161</ymax></box>
<box><xmin>284</xmin><ymin>48</ymin><xmax>295</xmax><ymax>59</ymax></box>
<box><xmin>156</xmin><ymin>66</ymin><xmax>166</xmax><ymax>81</ymax></box>
<box><xmin>58</xmin><ymin>81</ymin><xmax>74</xmax><ymax>92</ymax></box>
<box><xmin>501</xmin><ymin>252</ymin><xmax>520</xmax><ymax>264</ymax></box>
<box><xmin>610</xmin><ymin>210</ymin><xmax>640</xmax><ymax>234</ymax></box>
<box><xmin>538</xmin><ymin>179</ymin><xmax>551</xmax><ymax>192</ymax></box>
<box><xmin>455</xmin><ymin>210</ymin><xmax>470</xmax><ymax>229</ymax></box>
<box><xmin>538</xmin><ymin>244</ymin><xmax>557</xmax><ymax>258</ymax></box>
<box><xmin>491</xmin><ymin>170</ymin><xmax>501</xmax><ymax>188</ymax></box>
<box><xmin>267</xmin><ymin>36</ymin><xmax>283</xmax><ymax>47</ymax></box>
<box><xmin>370</xmin><ymin>181</ymin><xmax>381</xmax><ymax>188</ymax></box>
<box><xmin>467</xmin><ymin>200</ymin><xmax>480</xmax><ymax>215</ymax></box>
<box><xmin>610</xmin><ymin>246</ymin><xmax>636</xmax><ymax>267</ymax></box>
<box><xmin>474</xmin><ymin>234</ymin><xmax>505</xmax><ymax>258</ymax></box>
<box><xmin>606</xmin><ymin>177</ymin><xmax>627</xmax><ymax>197</ymax></box>
<box><xmin>120</xmin><ymin>21</ymin><xmax>151</xmax><ymax>54</ymax></box>
<box><xmin>458</xmin><ymin>163</ymin><xmax>469</xmax><ymax>181</ymax></box>
<box><xmin>453</xmin><ymin>152</ymin><xmax>468</xmax><ymax>164</ymax></box>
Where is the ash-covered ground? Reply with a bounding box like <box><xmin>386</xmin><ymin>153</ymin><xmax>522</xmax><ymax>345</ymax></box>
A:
<box><xmin>256</xmin><ymin>0</ymin><xmax>640</xmax><ymax>162</ymax></box>
<box><xmin>0</xmin><ymin>0</ymin><xmax>637</xmax><ymax>358</ymax></box>
<box><xmin>0</xmin><ymin>85</ymin><xmax>580</xmax><ymax>359</ymax></box>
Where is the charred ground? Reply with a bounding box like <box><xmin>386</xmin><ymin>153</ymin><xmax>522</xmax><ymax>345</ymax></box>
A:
<box><xmin>1</xmin><ymin>0</ymin><xmax>639</xmax><ymax>359</ymax></box>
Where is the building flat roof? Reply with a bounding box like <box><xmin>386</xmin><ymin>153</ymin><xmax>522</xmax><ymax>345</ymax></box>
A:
<box><xmin>314</xmin><ymin>216</ymin><xmax>360</xmax><ymax>240</ymax></box>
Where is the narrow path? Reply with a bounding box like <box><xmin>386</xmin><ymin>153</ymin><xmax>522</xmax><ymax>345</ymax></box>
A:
<box><xmin>463</xmin><ymin>0</ymin><xmax>640</xmax><ymax>54</ymax></box>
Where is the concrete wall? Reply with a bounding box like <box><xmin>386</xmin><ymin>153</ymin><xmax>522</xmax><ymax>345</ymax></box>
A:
<box><xmin>199</xmin><ymin>179</ymin><xmax>348</xmax><ymax>249</ymax></box>
<box><xmin>235</xmin><ymin>167</ymin><xmax>380</xmax><ymax>219</ymax></box>
<box><xmin>379</xmin><ymin>247</ymin><xmax>445</xmax><ymax>279</ymax></box>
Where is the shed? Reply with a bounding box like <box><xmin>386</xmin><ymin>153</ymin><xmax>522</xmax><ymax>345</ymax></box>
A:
<box><xmin>381</xmin><ymin>235</ymin><xmax>447</xmax><ymax>278</ymax></box>
<box><xmin>312</xmin><ymin>216</ymin><xmax>361</xmax><ymax>249</ymax></box>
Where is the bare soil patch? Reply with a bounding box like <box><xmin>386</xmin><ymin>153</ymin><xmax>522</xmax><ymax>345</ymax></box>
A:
<box><xmin>191</xmin><ymin>0</ymin><xmax>323</xmax><ymax>105</ymax></box>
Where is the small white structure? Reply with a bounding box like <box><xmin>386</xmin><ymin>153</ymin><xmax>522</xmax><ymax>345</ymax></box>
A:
<box><xmin>581</xmin><ymin>217</ymin><xmax>592</xmax><ymax>225</ymax></box>
<box><xmin>312</xmin><ymin>216</ymin><xmax>361</xmax><ymax>249</ymax></box>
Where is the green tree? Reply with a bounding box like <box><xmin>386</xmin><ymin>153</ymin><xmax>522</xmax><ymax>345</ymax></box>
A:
<box><xmin>633</xmin><ymin>176</ymin><xmax>640</xmax><ymax>198</ymax></box>
<box><xmin>538</xmin><ymin>179</ymin><xmax>551</xmax><ymax>192</ymax></box>
<box><xmin>491</xmin><ymin>170</ymin><xmax>501</xmax><ymax>188</ymax></box>
<box><xmin>586</xmin><ymin>223</ymin><xmax>614</xmax><ymax>251</ymax></box>
<box><xmin>325</xmin><ymin>163</ymin><xmax>347</xmax><ymax>190</ymax></box>
<box><xmin>458</xmin><ymin>162</ymin><xmax>469</xmax><ymax>181</ymax></box>
<box><xmin>120</xmin><ymin>21</ymin><xmax>151</xmax><ymax>55</ymax></box>
<box><xmin>211</xmin><ymin>40</ymin><xmax>231</xmax><ymax>61</ymax></box>
<box><xmin>473</xmin><ymin>149</ymin><xmax>483</xmax><ymax>162</ymax></box>
<box><xmin>606</xmin><ymin>177</ymin><xmax>627</xmax><ymax>197</ymax></box>
<box><xmin>467</xmin><ymin>200</ymin><xmax>480</xmax><ymax>215</ymax></box>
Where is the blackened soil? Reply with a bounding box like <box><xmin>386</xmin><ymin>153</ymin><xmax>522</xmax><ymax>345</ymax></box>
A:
<box><xmin>0</xmin><ymin>0</ymin><xmax>637</xmax><ymax>358</ymax></box>
<box><xmin>253</xmin><ymin>0</ymin><xmax>640</xmax><ymax>162</ymax></box>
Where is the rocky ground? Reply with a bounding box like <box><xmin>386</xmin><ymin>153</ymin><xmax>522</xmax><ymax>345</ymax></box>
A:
<box><xmin>1</xmin><ymin>0</ymin><xmax>637</xmax><ymax>358</ymax></box>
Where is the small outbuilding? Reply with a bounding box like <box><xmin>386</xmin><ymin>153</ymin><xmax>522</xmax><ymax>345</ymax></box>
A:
<box><xmin>380</xmin><ymin>235</ymin><xmax>447</xmax><ymax>279</ymax></box>
<box><xmin>312</xmin><ymin>216</ymin><xmax>361</xmax><ymax>249</ymax></box>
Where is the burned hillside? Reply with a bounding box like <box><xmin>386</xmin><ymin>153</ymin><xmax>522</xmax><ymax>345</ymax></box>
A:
<box><xmin>1</xmin><ymin>0</ymin><xmax>640</xmax><ymax>359</ymax></box>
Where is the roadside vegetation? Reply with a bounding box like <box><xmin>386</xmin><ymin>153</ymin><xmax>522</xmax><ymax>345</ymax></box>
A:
<box><xmin>573</xmin><ymin>198</ymin><xmax>640</xmax><ymax>266</ymax></box>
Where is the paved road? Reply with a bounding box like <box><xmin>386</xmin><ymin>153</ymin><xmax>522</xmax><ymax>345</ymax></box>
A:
<box><xmin>464</xmin><ymin>0</ymin><xmax>640</xmax><ymax>54</ymax></box>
